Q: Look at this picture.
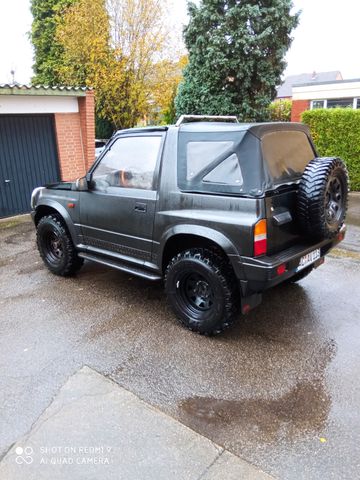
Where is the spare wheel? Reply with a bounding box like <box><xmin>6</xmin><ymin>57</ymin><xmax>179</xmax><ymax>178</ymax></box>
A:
<box><xmin>297</xmin><ymin>157</ymin><xmax>348</xmax><ymax>240</ymax></box>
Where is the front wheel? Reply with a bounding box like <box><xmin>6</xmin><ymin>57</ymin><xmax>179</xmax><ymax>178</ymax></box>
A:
<box><xmin>37</xmin><ymin>214</ymin><xmax>83</xmax><ymax>276</ymax></box>
<box><xmin>164</xmin><ymin>249</ymin><xmax>239</xmax><ymax>335</ymax></box>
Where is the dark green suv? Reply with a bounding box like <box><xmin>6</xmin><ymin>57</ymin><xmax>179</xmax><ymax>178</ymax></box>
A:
<box><xmin>31</xmin><ymin>116</ymin><xmax>348</xmax><ymax>335</ymax></box>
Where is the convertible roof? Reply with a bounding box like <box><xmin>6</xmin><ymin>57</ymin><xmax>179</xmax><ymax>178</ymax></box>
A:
<box><xmin>177</xmin><ymin>121</ymin><xmax>310</xmax><ymax>138</ymax></box>
<box><xmin>113</xmin><ymin>122</ymin><xmax>310</xmax><ymax>139</ymax></box>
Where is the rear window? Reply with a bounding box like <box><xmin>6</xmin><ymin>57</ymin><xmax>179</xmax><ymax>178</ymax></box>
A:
<box><xmin>262</xmin><ymin>131</ymin><xmax>315</xmax><ymax>184</ymax></box>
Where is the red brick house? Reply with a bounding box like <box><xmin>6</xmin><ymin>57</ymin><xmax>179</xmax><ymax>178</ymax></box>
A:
<box><xmin>0</xmin><ymin>84</ymin><xmax>95</xmax><ymax>217</ymax></box>
<box><xmin>276</xmin><ymin>71</ymin><xmax>342</xmax><ymax>100</ymax></box>
<box><xmin>276</xmin><ymin>72</ymin><xmax>360</xmax><ymax>122</ymax></box>
<box><xmin>291</xmin><ymin>78</ymin><xmax>360</xmax><ymax>122</ymax></box>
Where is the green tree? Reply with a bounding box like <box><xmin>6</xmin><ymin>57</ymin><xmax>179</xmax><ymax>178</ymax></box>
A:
<box><xmin>55</xmin><ymin>0</ymin><xmax>130</xmax><ymax>130</ymax></box>
<box><xmin>176</xmin><ymin>0</ymin><xmax>299</xmax><ymax>121</ymax></box>
<box><xmin>31</xmin><ymin>0</ymin><xmax>76</xmax><ymax>84</ymax></box>
<box><xmin>163</xmin><ymin>85</ymin><xmax>178</xmax><ymax>125</ymax></box>
<box><xmin>147</xmin><ymin>55</ymin><xmax>188</xmax><ymax>124</ymax></box>
<box><xmin>107</xmin><ymin>0</ymin><xmax>172</xmax><ymax>125</ymax></box>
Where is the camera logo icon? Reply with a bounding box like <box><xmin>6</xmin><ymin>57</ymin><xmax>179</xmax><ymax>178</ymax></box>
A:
<box><xmin>15</xmin><ymin>446</ymin><xmax>34</xmax><ymax>465</ymax></box>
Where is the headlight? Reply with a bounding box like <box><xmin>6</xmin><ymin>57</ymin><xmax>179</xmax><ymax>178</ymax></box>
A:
<box><xmin>30</xmin><ymin>187</ymin><xmax>44</xmax><ymax>210</ymax></box>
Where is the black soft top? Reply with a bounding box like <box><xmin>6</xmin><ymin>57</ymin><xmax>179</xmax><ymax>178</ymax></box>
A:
<box><xmin>178</xmin><ymin>121</ymin><xmax>310</xmax><ymax>137</ymax></box>
<box><xmin>177</xmin><ymin>122</ymin><xmax>315</xmax><ymax>197</ymax></box>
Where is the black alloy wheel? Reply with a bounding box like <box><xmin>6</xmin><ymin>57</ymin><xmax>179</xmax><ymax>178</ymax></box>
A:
<box><xmin>179</xmin><ymin>272</ymin><xmax>215</xmax><ymax>314</ymax></box>
<box><xmin>37</xmin><ymin>214</ymin><xmax>83</xmax><ymax>276</ymax></box>
<box><xmin>165</xmin><ymin>248</ymin><xmax>239</xmax><ymax>335</ymax></box>
<box><xmin>325</xmin><ymin>175</ymin><xmax>344</xmax><ymax>227</ymax></box>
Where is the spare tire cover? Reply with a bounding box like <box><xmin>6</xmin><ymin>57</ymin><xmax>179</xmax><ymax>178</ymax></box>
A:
<box><xmin>297</xmin><ymin>157</ymin><xmax>348</xmax><ymax>240</ymax></box>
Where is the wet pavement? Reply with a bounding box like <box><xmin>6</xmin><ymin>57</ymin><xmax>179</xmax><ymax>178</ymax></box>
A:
<box><xmin>1</xmin><ymin>367</ymin><xmax>273</xmax><ymax>480</ymax></box>
<box><xmin>0</xmin><ymin>195</ymin><xmax>360</xmax><ymax>479</ymax></box>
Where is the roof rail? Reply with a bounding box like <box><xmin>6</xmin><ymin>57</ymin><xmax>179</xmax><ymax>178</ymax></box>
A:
<box><xmin>175</xmin><ymin>115</ymin><xmax>239</xmax><ymax>127</ymax></box>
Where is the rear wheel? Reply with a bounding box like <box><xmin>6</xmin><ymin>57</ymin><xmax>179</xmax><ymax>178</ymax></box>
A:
<box><xmin>37</xmin><ymin>214</ymin><xmax>83</xmax><ymax>276</ymax></box>
<box><xmin>164</xmin><ymin>248</ymin><xmax>239</xmax><ymax>335</ymax></box>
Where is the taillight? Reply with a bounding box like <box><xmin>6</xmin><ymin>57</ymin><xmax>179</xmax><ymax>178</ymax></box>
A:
<box><xmin>277</xmin><ymin>263</ymin><xmax>286</xmax><ymax>276</ymax></box>
<box><xmin>254</xmin><ymin>219</ymin><xmax>267</xmax><ymax>257</ymax></box>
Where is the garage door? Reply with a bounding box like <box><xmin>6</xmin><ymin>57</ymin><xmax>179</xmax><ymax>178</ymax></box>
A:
<box><xmin>0</xmin><ymin>115</ymin><xmax>60</xmax><ymax>218</ymax></box>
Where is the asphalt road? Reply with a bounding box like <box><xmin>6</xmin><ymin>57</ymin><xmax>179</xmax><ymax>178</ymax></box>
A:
<box><xmin>0</xmin><ymin>195</ymin><xmax>359</xmax><ymax>479</ymax></box>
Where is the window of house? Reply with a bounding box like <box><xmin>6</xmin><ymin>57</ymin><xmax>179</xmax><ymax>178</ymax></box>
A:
<box><xmin>92</xmin><ymin>135</ymin><xmax>162</xmax><ymax>190</ymax></box>
<box><xmin>356</xmin><ymin>99</ymin><xmax>360</xmax><ymax>109</ymax></box>
<box><xmin>327</xmin><ymin>98</ymin><xmax>354</xmax><ymax>108</ymax></box>
<box><xmin>311</xmin><ymin>100</ymin><xmax>326</xmax><ymax>109</ymax></box>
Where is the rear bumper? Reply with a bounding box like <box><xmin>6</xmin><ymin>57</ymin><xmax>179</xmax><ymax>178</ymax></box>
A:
<box><xmin>236</xmin><ymin>225</ymin><xmax>346</xmax><ymax>295</ymax></box>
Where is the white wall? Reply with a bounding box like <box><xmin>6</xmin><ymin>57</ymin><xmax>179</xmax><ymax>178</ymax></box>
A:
<box><xmin>0</xmin><ymin>95</ymin><xmax>79</xmax><ymax>114</ymax></box>
<box><xmin>292</xmin><ymin>81</ymin><xmax>360</xmax><ymax>101</ymax></box>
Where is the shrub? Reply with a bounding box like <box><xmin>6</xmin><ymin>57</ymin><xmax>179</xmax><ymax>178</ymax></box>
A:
<box><xmin>302</xmin><ymin>108</ymin><xmax>360</xmax><ymax>190</ymax></box>
<box><xmin>268</xmin><ymin>99</ymin><xmax>292</xmax><ymax>122</ymax></box>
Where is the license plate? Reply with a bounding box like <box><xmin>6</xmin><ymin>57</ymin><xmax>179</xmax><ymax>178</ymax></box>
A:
<box><xmin>296</xmin><ymin>249</ymin><xmax>321</xmax><ymax>272</ymax></box>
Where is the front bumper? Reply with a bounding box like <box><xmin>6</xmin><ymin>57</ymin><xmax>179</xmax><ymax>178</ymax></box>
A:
<box><xmin>237</xmin><ymin>225</ymin><xmax>346</xmax><ymax>295</ymax></box>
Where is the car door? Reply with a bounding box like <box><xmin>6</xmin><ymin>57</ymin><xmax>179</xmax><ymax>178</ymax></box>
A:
<box><xmin>79</xmin><ymin>133</ymin><xmax>164</xmax><ymax>264</ymax></box>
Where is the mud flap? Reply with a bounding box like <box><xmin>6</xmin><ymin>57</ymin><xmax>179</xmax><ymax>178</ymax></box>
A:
<box><xmin>240</xmin><ymin>292</ymin><xmax>262</xmax><ymax>315</ymax></box>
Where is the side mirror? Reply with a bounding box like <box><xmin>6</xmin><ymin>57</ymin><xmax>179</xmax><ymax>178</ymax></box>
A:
<box><xmin>75</xmin><ymin>176</ymin><xmax>89</xmax><ymax>191</ymax></box>
<box><xmin>86</xmin><ymin>172</ymin><xmax>95</xmax><ymax>189</ymax></box>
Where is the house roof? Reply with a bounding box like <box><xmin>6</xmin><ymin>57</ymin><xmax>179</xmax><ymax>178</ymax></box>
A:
<box><xmin>0</xmin><ymin>84</ymin><xmax>91</xmax><ymax>97</ymax></box>
<box><xmin>277</xmin><ymin>71</ymin><xmax>342</xmax><ymax>98</ymax></box>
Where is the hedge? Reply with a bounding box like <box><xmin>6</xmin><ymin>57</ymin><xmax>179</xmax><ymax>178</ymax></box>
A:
<box><xmin>301</xmin><ymin>108</ymin><xmax>360</xmax><ymax>190</ymax></box>
<box><xmin>268</xmin><ymin>99</ymin><xmax>292</xmax><ymax>122</ymax></box>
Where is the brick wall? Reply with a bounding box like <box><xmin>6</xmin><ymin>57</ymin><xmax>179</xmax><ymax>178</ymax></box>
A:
<box><xmin>79</xmin><ymin>90</ymin><xmax>95</xmax><ymax>170</ymax></box>
<box><xmin>291</xmin><ymin>100</ymin><xmax>310</xmax><ymax>122</ymax></box>
<box><xmin>54</xmin><ymin>91</ymin><xmax>95</xmax><ymax>181</ymax></box>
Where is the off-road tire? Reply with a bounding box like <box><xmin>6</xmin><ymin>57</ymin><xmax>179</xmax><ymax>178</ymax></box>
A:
<box><xmin>37</xmin><ymin>214</ymin><xmax>83</xmax><ymax>276</ymax></box>
<box><xmin>164</xmin><ymin>248</ymin><xmax>239</xmax><ymax>335</ymax></box>
<box><xmin>285</xmin><ymin>266</ymin><xmax>314</xmax><ymax>284</ymax></box>
<box><xmin>298</xmin><ymin>157</ymin><xmax>348</xmax><ymax>240</ymax></box>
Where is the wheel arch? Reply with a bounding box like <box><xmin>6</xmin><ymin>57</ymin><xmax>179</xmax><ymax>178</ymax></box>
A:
<box><xmin>160</xmin><ymin>226</ymin><xmax>240</xmax><ymax>273</ymax></box>
<box><xmin>34</xmin><ymin>200</ymin><xmax>77</xmax><ymax>244</ymax></box>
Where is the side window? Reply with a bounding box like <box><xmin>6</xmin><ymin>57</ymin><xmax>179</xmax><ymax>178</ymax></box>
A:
<box><xmin>186</xmin><ymin>141</ymin><xmax>234</xmax><ymax>180</ymax></box>
<box><xmin>92</xmin><ymin>136</ymin><xmax>162</xmax><ymax>190</ymax></box>
<box><xmin>203</xmin><ymin>154</ymin><xmax>243</xmax><ymax>186</ymax></box>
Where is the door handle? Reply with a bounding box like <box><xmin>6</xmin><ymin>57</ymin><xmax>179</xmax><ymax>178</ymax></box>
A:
<box><xmin>4</xmin><ymin>179</ymin><xmax>10</xmax><ymax>183</ymax></box>
<box><xmin>134</xmin><ymin>202</ymin><xmax>147</xmax><ymax>213</ymax></box>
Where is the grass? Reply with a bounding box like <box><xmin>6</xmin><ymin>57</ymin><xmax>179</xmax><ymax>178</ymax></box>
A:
<box><xmin>0</xmin><ymin>215</ymin><xmax>31</xmax><ymax>230</ymax></box>
<box><xmin>329</xmin><ymin>248</ymin><xmax>360</xmax><ymax>260</ymax></box>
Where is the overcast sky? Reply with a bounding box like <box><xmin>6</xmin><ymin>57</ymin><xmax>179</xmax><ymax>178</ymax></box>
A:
<box><xmin>0</xmin><ymin>0</ymin><xmax>359</xmax><ymax>84</ymax></box>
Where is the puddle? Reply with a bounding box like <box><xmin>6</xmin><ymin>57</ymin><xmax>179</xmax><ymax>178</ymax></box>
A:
<box><xmin>179</xmin><ymin>339</ymin><xmax>336</xmax><ymax>443</ymax></box>
<box><xmin>180</xmin><ymin>380</ymin><xmax>330</xmax><ymax>439</ymax></box>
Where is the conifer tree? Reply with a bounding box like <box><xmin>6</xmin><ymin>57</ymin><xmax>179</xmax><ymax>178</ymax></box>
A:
<box><xmin>176</xmin><ymin>0</ymin><xmax>299</xmax><ymax>121</ymax></box>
